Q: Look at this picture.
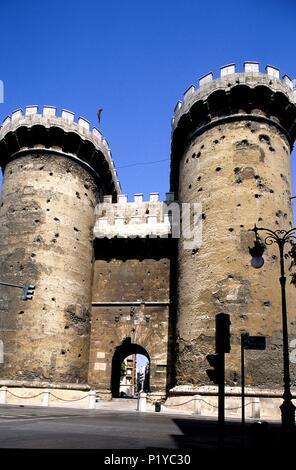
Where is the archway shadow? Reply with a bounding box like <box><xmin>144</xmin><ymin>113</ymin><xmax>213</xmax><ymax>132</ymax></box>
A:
<box><xmin>111</xmin><ymin>337</ymin><xmax>150</xmax><ymax>398</ymax></box>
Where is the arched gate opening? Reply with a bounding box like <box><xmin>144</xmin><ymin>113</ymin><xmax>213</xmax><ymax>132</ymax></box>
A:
<box><xmin>111</xmin><ymin>338</ymin><xmax>150</xmax><ymax>398</ymax></box>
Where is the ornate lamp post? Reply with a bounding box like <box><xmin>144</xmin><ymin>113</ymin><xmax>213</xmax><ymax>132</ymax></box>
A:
<box><xmin>249</xmin><ymin>225</ymin><xmax>296</xmax><ymax>431</ymax></box>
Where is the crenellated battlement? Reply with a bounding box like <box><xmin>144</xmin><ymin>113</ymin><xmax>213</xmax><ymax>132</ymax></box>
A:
<box><xmin>172</xmin><ymin>62</ymin><xmax>296</xmax><ymax>130</ymax></box>
<box><xmin>0</xmin><ymin>105</ymin><xmax>121</xmax><ymax>195</ymax></box>
<box><xmin>94</xmin><ymin>192</ymin><xmax>175</xmax><ymax>238</ymax></box>
<box><xmin>170</xmin><ymin>62</ymin><xmax>296</xmax><ymax>191</ymax></box>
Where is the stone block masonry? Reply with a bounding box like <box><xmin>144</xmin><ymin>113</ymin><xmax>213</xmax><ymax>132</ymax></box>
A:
<box><xmin>0</xmin><ymin>107</ymin><xmax>119</xmax><ymax>383</ymax></box>
<box><xmin>0</xmin><ymin>62</ymin><xmax>295</xmax><ymax>406</ymax></box>
<box><xmin>171</xmin><ymin>62</ymin><xmax>296</xmax><ymax>389</ymax></box>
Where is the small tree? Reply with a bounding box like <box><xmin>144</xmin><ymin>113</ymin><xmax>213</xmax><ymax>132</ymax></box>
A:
<box><xmin>120</xmin><ymin>361</ymin><xmax>127</xmax><ymax>380</ymax></box>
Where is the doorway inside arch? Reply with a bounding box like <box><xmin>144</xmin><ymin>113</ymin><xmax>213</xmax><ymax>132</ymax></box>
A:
<box><xmin>111</xmin><ymin>338</ymin><xmax>150</xmax><ymax>398</ymax></box>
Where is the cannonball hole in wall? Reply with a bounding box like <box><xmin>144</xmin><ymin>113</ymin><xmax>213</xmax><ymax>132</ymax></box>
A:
<box><xmin>259</xmin><ymin>134</ymin><xmax>270</xmax><ymax>144</ymax></box>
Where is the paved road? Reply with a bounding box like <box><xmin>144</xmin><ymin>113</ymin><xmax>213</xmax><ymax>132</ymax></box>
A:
<box><xmin>0</xmin><ymin>404</ymin><xmax>284</xmax><ymax>450</ymax></box>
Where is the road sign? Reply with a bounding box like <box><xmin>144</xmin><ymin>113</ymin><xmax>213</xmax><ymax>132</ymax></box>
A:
<box><xmin>243</xmin><ymin>335</ymin><xmax>266</xmax><ymax>350</ymax></box>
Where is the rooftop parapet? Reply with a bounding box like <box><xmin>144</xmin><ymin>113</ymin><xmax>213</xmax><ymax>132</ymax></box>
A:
<box><xmin>172</xmin><ymin>62</ymin><xmax>296</xmax><ymax>130</ymax></box>
<box><xmin>94</xmin><ymin>192</ymin><xmax>175</xmax><ymax>239</ymax></box>
<box><xmin>0</xmin><ymin>106</ymin><xmax>121</xmax><ymax>196</ymax></box>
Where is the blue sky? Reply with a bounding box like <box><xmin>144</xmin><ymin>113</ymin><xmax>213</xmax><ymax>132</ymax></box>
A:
<box><xmin>0</xmin><ymin>0</ymin><xmax>296</xmax><ymax>202</ymax></box>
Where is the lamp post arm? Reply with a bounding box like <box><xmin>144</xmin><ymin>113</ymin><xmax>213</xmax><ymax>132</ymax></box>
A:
<box><xmin>252</xmin><ymin>225</ymin><xmax>296</xmax><ymax>245</ymax></box>
<box><xmin>251</xmin><ymin>224</ymin><xmax>296</xmax><ymax>430</ymax></box>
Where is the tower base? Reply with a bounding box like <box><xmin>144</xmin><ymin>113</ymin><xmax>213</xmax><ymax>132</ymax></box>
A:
<box><xmin>166</xmin><ymin>385</ymin><xmax>296</xmax><ymax>420</ymax></box>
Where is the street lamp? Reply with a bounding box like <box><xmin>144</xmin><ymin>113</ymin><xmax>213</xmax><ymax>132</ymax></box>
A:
<box><xmin>249</xmin><ymin>225</ymin><xmax>296</xmax><ymax>431</ymax></box>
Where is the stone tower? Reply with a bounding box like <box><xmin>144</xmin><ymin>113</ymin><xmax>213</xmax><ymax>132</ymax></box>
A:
<box><xmin>0</xmin><ymin>106</ymin><xmax>119</xmax><ymax>383</ymax></box>
<box><xmin>171</xmin><ymin>63</ymin><xmax>296</xmax><ymax>389</ymax></box>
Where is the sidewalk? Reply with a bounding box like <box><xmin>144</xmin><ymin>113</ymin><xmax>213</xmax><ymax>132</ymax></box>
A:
<box><xmin>96</xmin><ymin>397</ymin><xmax>204</xmax><ymax>415</ymax></box>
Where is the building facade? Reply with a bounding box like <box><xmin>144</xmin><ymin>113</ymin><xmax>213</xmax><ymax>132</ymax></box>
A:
<box><xmin>0</xmin><ymin>62</ymin><xmax>296</xmax><ymax>408</ymax></box>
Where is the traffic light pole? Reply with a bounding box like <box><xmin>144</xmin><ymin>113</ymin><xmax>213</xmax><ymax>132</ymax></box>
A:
<box><xmin>241</xmin><ymin>333</ymin><xmax>246</xmax><ymax>447</ymax></box>
<box><xmin>218</xmin><ymin>351</ymin><xmax>225</xmax><ymax>448</ymax></box>
<box><xmin>0</xmin><ymin>281</ymin><xmax>25</xmax><ymax>289</ymax></box>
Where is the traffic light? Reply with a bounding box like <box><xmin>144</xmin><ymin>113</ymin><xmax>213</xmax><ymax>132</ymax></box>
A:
<box><xmin>216</xmin><ymin>312</ymin><xmax>231</xmax><ymax>353</ymax></box>
<box><xmin>21</xmin><ymin>284</ymin><xmax>35</xmax><ymax>300</ymax></box>
<box><xmin>206</xmin><ymin>353</ymin><xmax>222</xmax><ymax>384</ymax></box>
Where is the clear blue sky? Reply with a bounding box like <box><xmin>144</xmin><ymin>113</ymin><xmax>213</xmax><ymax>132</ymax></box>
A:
<box><xmin>0</xmin><ymin>0</ymin><xmax>296</xmax><ymax>202</ymax></box>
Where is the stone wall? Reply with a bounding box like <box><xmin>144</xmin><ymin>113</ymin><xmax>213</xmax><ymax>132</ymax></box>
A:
<box><xmin>0</xmin><ymin>154</ymin><xmax>98</xmax><ymax>382</ymax></box>
<box><xmin>171</xmin><ymin>65</ymin><xmax>296</xmax><ymax>389</ymax></box>
<box><xmin>88</xmin><ymin>238</ymin><xmax>175</xmax><ymax>397</ymax></box>
<box><xmin>0</xmin><ymin>106</ymin><xmax>119</xmax><ymax>384</ymax></box>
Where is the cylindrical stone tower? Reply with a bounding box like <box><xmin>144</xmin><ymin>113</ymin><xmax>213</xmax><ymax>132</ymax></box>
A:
<box><xmin>0</xmin><ymin>106</ymin><xmax>120</xmax><ymax>383</ymax></box>
<box><xmin>171</xmin><ymin>62</ymin><xmax>296</xmax><ymax>389</ymax></box>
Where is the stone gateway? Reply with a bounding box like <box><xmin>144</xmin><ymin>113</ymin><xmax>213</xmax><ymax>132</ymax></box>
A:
<box><xmin>0</xmin><ymin>62</ymin><xmax>296</xmax><ymax>410</ymax></box>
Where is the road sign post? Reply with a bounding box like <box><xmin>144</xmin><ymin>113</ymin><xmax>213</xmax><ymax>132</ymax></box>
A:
<box><xmin>241</xmin><ymin>332</ymin><xmax>266</xmax><ymax>446</ymax></box>
<box><xmin>206</xmin><ymin>312</ymin><xmax>231</xmax><ymax>448</ymax></box>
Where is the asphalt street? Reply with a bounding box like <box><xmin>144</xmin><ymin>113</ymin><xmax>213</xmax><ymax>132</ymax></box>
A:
<box><xmin>0</xmin><ymin>404</ymin><xmax>285</xmax><ymax>450</ymax></box>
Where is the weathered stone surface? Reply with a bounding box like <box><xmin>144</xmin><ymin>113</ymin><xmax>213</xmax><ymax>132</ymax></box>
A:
<box><xmin>0</xmin><ymin>109</ymin><xmax>119</xmax><ymax>384</ymax></box>
<box><xmin>1</xmin><ymin>67</ymin><xmax>296</xmax><ymax>399</ymax></box>
<box><xmin>172</xmin><ymin>72</ymin><xmax>296</xmax><ymax>388</ymax></box>
<box><xmin>0</xmin><ymin>154</ymin><xmax>98</xmax><ymax>382</ymax></box>
<box><xmin>88</xmin><ymin>240</ymin><xmax>175</xmax><ymax>396</ymax></box>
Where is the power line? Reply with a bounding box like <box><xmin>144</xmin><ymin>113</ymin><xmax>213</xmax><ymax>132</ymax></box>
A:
<box><xmin>117</xmin><ymin>158</ymin><xmax>169</xmax><ymax>169</ymax></box>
